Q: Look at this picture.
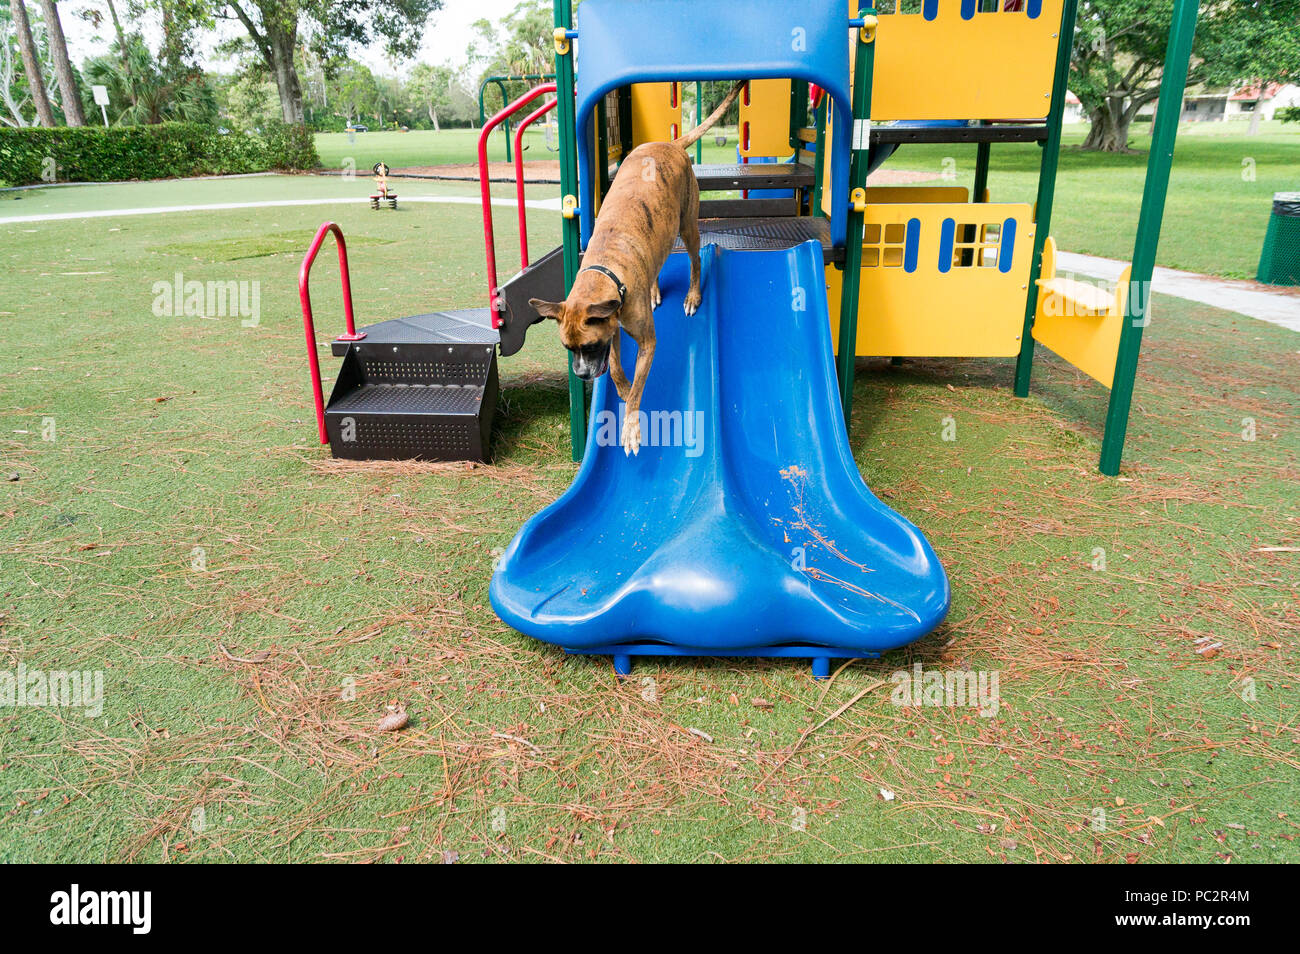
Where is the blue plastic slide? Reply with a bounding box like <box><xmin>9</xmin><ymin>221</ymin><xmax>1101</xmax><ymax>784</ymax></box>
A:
<box><xmin>490</xmin><ymin>241</ymin><xmax>950</xmax><ymax>675</ymax></box>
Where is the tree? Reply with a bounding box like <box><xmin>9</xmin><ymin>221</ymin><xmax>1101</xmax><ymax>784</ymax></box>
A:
<box><xmin>81</xmin><ymin>35</ymin><xmax>217</xmax><ymax>125</ymax></box>
<box><xmin>213</xmin><ymin>0</ymin><xmax>442</xmax><ymax>124</ymax></box>
<box><xmin>86</xmin><ymin>0</ymin><xmax>139</xmax><ymax>107</ymax></box>
<box><xmin>157</xmin><ymin>0</ymin><xmax>208</xmax><ymax>79</ymax></box>
<box><xmin>211</xmin><ymin>69</ymin><xmax>278</xmax><ymax>128</ymax></box>
<box><xmin>1196</xmin><ymin>0</ymin><xmax>1300</xmax><ymax>136</ymax></box>
<box><xmin>36</xmin><ymin>0</ymin><xmax>83</xmax><ymax>124</ymax></box>
<box><xmin>328</xmin><ymin>61</ymin><xmax>380</xmax><ymax>127</ymax></box>
<box><xmin>8</xmin><ymin>0</ymin><xmax>54</xmax><ymax>125</ymax></box>
<box><xmin>407</xmin><ymin>62</ymin><xmax>457</xmax><ymax>130</ymax></box>
<box><xmin>471</xmin><ymin>1</ymin><xmax>555</xmax><ymax>112</ymax></box>
<box><xmin>1072</xmin><ymin>1</ymin><xmax>1300</xmax><ymax>152</ymax></box>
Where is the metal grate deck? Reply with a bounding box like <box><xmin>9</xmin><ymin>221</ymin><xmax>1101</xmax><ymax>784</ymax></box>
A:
<box><xmin>680</xmin><ymin>217</ymin><xmax>842</xmax><ymax>264</ymax></box>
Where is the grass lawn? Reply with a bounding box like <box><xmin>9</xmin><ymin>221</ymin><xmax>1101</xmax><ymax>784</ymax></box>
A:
<box><xmin>316</xmin><ymin>121</ymin><xmax>1300</xmax><ymax>279</ymax></box>
<box><xmin>0</xmin><ymin>178</ymin><xmax>1296</xmax><ymax>862</ymax></box>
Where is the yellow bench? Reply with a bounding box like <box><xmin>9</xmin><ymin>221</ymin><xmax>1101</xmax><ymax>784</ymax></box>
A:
<box><xmin>1032</xmin><ymin>237</ymin><xmax>1131</xmax><ymax>388</ymax></box>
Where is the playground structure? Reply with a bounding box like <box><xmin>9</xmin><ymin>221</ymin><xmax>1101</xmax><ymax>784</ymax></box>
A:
<box><xmin>478</xmin><ymin>74</ymin><xmax>557</xmax><ymax>164</ymax></box>
<box><xmin>299</xmin><ymin>0</ymin><xmax>1201</xmax><ymax>676</ymax></box>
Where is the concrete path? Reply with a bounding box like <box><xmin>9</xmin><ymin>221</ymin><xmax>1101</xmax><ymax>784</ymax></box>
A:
<box><xmin>1057</xmin><ymin>250</ymin><xmax>1300</xmax><ymax>332</ymax></box>
<box><xmin>0</xmin><ymin>194</ymin><xmax>563</xmax><ymax>226</ymax></box>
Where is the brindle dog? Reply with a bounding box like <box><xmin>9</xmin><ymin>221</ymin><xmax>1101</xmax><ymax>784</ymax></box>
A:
<box><xmin>530</xmin><ymin>81</ymin><xmax>745</xmax><ymax>455</ymax></box>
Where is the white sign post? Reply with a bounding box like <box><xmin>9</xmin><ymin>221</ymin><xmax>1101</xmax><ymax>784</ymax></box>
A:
<box><xmin>91</xmin><ymin>85</ymin><xmax>110</xmax><ymax>127</ymax></box>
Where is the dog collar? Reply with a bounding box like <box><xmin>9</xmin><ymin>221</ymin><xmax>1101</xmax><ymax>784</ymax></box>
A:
<box><xmin>580</xmin><ymin>265</ymin><xmax>627</xmax><ymax>305</ymax></box>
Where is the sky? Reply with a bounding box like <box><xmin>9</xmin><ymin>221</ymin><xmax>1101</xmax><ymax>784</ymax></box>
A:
<box><xmin>59</xmin><ymin>0</ymin><xmax>523</xmax><ymax>77</ymax></box>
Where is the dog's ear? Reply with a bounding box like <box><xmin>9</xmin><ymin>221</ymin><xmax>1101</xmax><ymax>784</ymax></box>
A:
<box><xmin>528</xmin><ymin>298</ymin><xmax>564</xmax><ymax>320</ymax></box>
<box><xmin>584</xmin><ymin>298</ymin><xmax>623</xmax><ymax>320</ymax></box>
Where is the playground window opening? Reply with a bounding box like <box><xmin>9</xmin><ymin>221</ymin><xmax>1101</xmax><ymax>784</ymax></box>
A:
<box><xmin>862</xmin><ymin>220</ymin><xmax>921</xmax><ymax>271</ymax></box>
<box><xmin>939</xmin><ymin>218</ymin><xmax>1017</xmax><ymax>273</ymax></box>
<box><xmin>875</xmin><ymin>0</ymin><xmax>1042</xmax><ymax>17</ymax></box>
<box><xmin>950</xmin><ymin>222</ymin><xmax>1001</xmax><ymax>269</ymax></box>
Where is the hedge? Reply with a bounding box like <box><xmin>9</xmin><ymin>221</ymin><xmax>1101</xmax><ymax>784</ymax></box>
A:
<box><xmin>0</xmin><ymin>121</ymin><xmax>320</xmax><ymax>186</ymax></box>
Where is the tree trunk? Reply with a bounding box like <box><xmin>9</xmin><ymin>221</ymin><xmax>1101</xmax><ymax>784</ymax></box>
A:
<box><xmin>103</xmin><ymin>0</ymin><xmax>136</xmax><ymax>106</ymax></box>
<box><xmin>1248</xmin><ymin>107</ymin><xmax>1262</xmax><ymax>135</ymax></box>
<box><xmin>9</xmin><ymin>0</ymin><xmax>55</xmax><ymax>126</ymax></box>
<box><xmin>1</xmin><ymin>30</ymin><xmax>30</xmax><ymax>126</ymax></box>
<box><xmin>1082</xmin><ymin>94</ymin><xmax>1135</xmax><ymax>152</ymax></box>
<box><xmin>266</xmin><ymin>26</ymin><xmax>304</xmax><ymax>123</ymax></box>
<box><xmin>37</xmin><ymin>0</ymin><xmax>84</xmax><ymax>125</ymax></box>
<box><xmin>428</xmin><ymin>103</ymin><xmax>439</xmax><ymax>131</ymax></box>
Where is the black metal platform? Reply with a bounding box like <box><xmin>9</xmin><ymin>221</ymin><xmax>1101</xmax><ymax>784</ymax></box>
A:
<box><xmin>324</xmin><ymin>309</ymin><xmax>499</xmax><ymax>462</ymax></box>
<box><xmin>693</xmin><ymin>162</ymin><xmax>817</xmax><ymax>192</ymax></box>
<box><xmin>684</xmin><ymin>217</ymin><xmax>842</xmax><ymax>264</ymax></box>
<box><xmin>871</xmin><ymin>123</ymin><xmax>1049</xmax><ymax>145</ymax></box>
<box><xmin>329</xmin><ymin>309</ymin><xmax>497</xmax><ymax>357</ymax></box>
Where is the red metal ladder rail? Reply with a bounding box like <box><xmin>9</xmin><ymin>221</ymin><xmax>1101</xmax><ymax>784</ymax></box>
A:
<box><xmin>299</xmin><ymin>221</ymin><xmax>365</xmax><ymax>445</ymax></box>
<box><xmin>478</xmin><ymin>82</ymin><xmax>558</xmax><ymax>326</ymax></box>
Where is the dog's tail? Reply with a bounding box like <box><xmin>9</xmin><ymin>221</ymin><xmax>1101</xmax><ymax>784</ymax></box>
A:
<box><xmin>674</xmin><ymin>80</ymin><xmax>747</xmax><ymax>150</ymax></box>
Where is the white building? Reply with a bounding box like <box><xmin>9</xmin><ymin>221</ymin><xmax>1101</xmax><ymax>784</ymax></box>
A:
<box><xmin>1180</xmin><ymin>83</ymin><xmax>1300</xmax><ymax>122</ymax></box>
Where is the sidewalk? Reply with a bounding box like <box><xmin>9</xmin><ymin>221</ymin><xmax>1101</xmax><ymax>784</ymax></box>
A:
<box><xmin>1057</xmin><ymin>250</ymin><xmax>1300</xmax><ymax>332</ymax></box>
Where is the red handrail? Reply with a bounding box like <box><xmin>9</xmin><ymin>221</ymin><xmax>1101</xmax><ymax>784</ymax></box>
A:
<box><xmin>513</xmin><ymin>96</ymin><xmax>557</xmax><ymax>270</ymax></box>
<box><xmin>299</xmin><ymin>221</ymin><xmax>365</xmax><ymax>445</ymax></box>
<box><xmin>478</xmin><ymin>82</ymin><xmax>557</xmax><ymax>327</ymax></box>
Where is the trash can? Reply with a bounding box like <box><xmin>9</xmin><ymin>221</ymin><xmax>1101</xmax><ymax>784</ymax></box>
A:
<box><xmin>1257</xmin><ymin>191</ymin><xmax>1300</xmax><ymax>286</ymax></box>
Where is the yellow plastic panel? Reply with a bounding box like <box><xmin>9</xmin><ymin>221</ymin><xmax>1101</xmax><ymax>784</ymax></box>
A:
<box><xmin>1032</xmin><ymin>237</ymin><xmax>1129</xmax><ymax>388</ymax></box>
<box><xmin>738</xmin><ymin>79</ymin><xmax>792</xmax><ymax>157</ymax></box>
<box><xmin>867</xmin><ymin>186</ymin><xmax>969</xmax><ymax>203</ymax></box>
<box><xmin>871</xmin><ymin>2</ymin><xmax>1064</xmax><ymax>121</ymax></box>
<box><xmin>630</xmin><ymin>83</ymin><xmax>681</xmax><ymax>145</ymax></box>
<box><xmin>826</xmin><ymin>202</ymin><xmax>1035</xmax><ymax>357</ymax></box>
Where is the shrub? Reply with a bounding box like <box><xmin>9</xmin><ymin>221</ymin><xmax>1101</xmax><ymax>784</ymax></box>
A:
<box><xmin>260</xmin><ymin>120</ymin><xmax>320</xmax><ymax>171</ymax></box>
<box><xmin>0</xmin><ymin>121</ymin><xmax>319</xmax><ymax>186</ymax></box>
<box><xmin>1278</xmin><ymin>106</ymin><xmax>1300</xmax><ymax>125</ymax></box>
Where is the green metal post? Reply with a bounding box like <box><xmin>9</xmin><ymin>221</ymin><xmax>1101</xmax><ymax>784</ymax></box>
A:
<box><xmin>552</xmin><ymin>1</ymin><xmax>586</xmax><ymax>461</ymax></box>
<box><xmin>695</xmin><ymin>81</ymin><xmax>703</xmax><ymax>165</ymax></box>
<box><xmin>1099</xmin><ymin>0</ymin><xmax>1199</xmax><ymax>476</ymax></box>
<box><xmin>837</xmin><ymin>11</ymin><xmax>877</xmax><ymax>427</ymax></box>
<box><xmin>616</xmin><ymin>86</ymin><xmax>633</xmax><ymax>161</ymax></box>
<box><xmin>973</xmin><ymin>138</ymin><xmax>990</xmax><ymax>203</ymax></box>
<box><xmin>596</xmin><ymin>96</ymin><xmax>611</xmax><ymax>199</ymax></box>
<box><xmin>1012</xmin><ymin>0</ymin><xmax>1079</xmax><ymax>397</ymax></box>
<box><xmin>810</xmin><ymin>96</ymin><xmax>828</xmax><ymax>217</ymax></box>
<box><xmin>789</xmin><ymin>79</ymin><xmax>810</xmax><ymax>150</ymax></box>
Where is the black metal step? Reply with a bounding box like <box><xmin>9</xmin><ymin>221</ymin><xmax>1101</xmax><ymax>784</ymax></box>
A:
<box><xmin>693</xmin><ymin>162</ymin><xmax>816</xmax><ymax>192</ymax></box>
<box><xmin>683</xmin><ymin>216</ymin><xmax>842</xmax><ymax>265</ymax></box>
<box><xmin>324</xmin><ymin>310</ymin><xmax>498</xmax><ymax>462</ymax></box>
<box><xmin>698</xmin><ymin>197</ymin><xmax>799</xmax><ymax>219</ymax></box>
<box><xmin>871</xmin><ymin>123</ymin><xmax>1048</xmax><ymax>145</ymax></box>
<box><xmin>329</xmin><ymin>309</ymin><xmax>497</xmax><ymax>357</ymax></box>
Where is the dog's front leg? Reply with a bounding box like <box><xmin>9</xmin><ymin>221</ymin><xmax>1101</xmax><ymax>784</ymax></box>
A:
<box><xmin>618</xmin><ymin>297</ymin><xmax>655</xmax><ymax>456</ymax></box>
<box><xmin>609</xmin><ymin>331</ymin><xmax>631</xmax><ymax>403</ymax></box>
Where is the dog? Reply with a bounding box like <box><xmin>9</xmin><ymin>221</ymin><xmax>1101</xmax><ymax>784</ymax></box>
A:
<box><xmin>529</xmin><ymin>81</ymin><xmax>745</xmax><ymax>456</ymax></box>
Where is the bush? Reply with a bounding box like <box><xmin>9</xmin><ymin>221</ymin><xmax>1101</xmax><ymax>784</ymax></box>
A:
<box><xmin>0</xmin><ymin>121</ymin><xmax>319</xmax><ymax>186</ymax></box>
<box><xmin>1278</xmin><ymin>106</ymin><xmax>1300</xmax><ymax>125</ymax></box>
<box><xmin>261</xmin><ymin>120</ymin><xmax>320</xmax><ymax>171</ymax></box>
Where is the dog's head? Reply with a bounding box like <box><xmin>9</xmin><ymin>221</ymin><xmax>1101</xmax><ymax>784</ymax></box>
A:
<box><xmin>529</xmin><ymin>296</ymin><xmax>621</xmax><ymax>380</ymax></box>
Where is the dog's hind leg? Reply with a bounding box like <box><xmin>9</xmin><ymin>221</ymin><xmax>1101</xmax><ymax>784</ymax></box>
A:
<box><xmin>679</xmin><ymin>169</ymin><xmax>703</xmax><ymax>316</ymax></box>
<box><xmin>681</xmin><ymin>214</ymin><xmax>702</xmax><ymax>316</ymax></box>
<box><xmin>651</xmin><ymin>280</ymin><xmax>661</xmax><ymax>310</ymax></box>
